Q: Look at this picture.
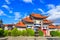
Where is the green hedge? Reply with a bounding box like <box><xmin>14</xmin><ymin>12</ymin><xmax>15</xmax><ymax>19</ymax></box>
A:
<box><xmin>39</xmin><ymin>30</ymin><xmax>43</xmax><ymax>36</ymax></box>
<box><xmin>11</xmin><ymin>28</ymin><xmax>19</xmax><ymax>36</ymax></box>
<box><xmin>4</xmin><ymin>30</ymin><xmax>8</xmax><ymax>36</ymax></box>
<box><xmin>0</xmin><ymin>28</ymin><xmax>4</xmax><ymax>37</ymax></box>
<box><xmin>17</xmin><ymin>30</ymin><xmax>22</xmax><ymax>36</ymax></box>
<box><xmin>27</xmin><ymin>28</ymin><xmax>35</xmax><ymax>36</ymax></box>
<box><xmin>21</xmin><ymin>30</ymin><xmax>27</xmax><ymax>36</ymax></box>
<box><xmin>1</xmin><ymin>28</ymin><xmax>45</xmax><ymax>37</ymax></box>
<box><xmin>3</xmin><ymin>28</ymin><xmax>35</xmax><ymax>36</ymax></box>
<box><xmin>50</xmin><ymin>31</ymin><xmax>60</xmax><ymax>37</ymax></box>
<box><xmin>4</xmin><ymin>28</ymin><xmax>22</xmax><ymax>37</ymax></box>
<box><xmin>8</xmin><ymin>30</ymin><xmax>11</xmax><ymax>36</ymax></box>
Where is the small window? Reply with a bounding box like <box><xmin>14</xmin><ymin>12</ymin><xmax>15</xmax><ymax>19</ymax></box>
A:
<box><xmin>43</xmin><ymin>26</ymin><xmax>47</xmax><ymax>29</ymax></box>
<box><xmin>27</xmin><ymin>26</ymin><xmax>32</xmax><ymax>28</ymax></box>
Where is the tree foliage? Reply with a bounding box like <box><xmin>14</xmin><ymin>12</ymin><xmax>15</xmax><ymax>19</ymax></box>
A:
<box><xmin>17</xmin><ymin>30</ymin><xmax>22</xmax><ymax>36</ymax></box>
<box><xmin>39</xmin><ymin>30</ymin><xmax>43</xmax><ymax>36</ymax></box>
<box><xmin>27</xmin><ymin>28</ymin><xmax>35</xmax><ymax>36</ymax></box>
<box><xmin>4</xmin><ymin>30</ymin><xmax>8</xmax><ymax>36</ymax></box>
<box><xmin>11</xmin><ymin>28</ymin><xmax>18</xmax><ymax>36</ymax></box>
<box><xmin>21</xmin><ymin>30</ymin><xmax>27</xmax><ymax>36</ymax></box>
<box><xmin>0</xmin><ymin>28</ymin><xmax>4</xmax><ymax>37</ymax></box>
<box><xmin>50</xmin><ymin>31</ymin><xmax>59</xmax><ymax>37</ymax></box>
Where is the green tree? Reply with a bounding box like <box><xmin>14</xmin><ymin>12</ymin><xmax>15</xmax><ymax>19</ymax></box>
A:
<box><xmin>8</xmin><ymin>30</ymin><xmax>11</xmax><ymax>36</ymax></box>
<box><xmin>27</xmin><ymin>28</ymin><xmax>35</xmax><ymax>36</ymax></box>
<box><xmin>39</xmin><ymin>30</ymin><xmax>43</xmax><ymax>36</ymax></box>
<box><xmin>21</xmin><ymin>30</ymin><xmax>27</xmax><ymax>36</ymax></box>
<box><xmin>11</xmin><ymin>28</ymin><xmax>18</xmax><ymax>36</ymax></box>
<box><xmin>55</xmin><ymin>30</ymin><xmax>60</xmax><ymax>37</ymax></box>
<box><xmin>0</xmin><ymin>28</ymin><xmax>4</xmax><ymax>37</ymax></box>
<box><xmin>58</xmin><ymin>32</ymin><xmax>60</xmax><ymax>37</ymax></box>
<box><xmin>50</xmin><ymin>31</ymin><xmax>58</xmax><ymax>37</ymax></box>
<box><xmin>4</xmin><ymin>30</ymin><xmax>8</xmax><ymax>36</ymax></box>
<box><xmin>17</xmin><ymin>30</ymin><xmax>22</xmax><ymax>36</ymax></box>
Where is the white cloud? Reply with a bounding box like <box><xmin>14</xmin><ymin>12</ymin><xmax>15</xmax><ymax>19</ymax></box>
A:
<box><xmin>36</xmin><ymin>4</ymin><xmax>60</xmax><ymax>25</ymax></box>
<box><xmin>2</xmin><ymin>5</ymin><xmax>13</xmax><ymax>13</ymax></box>
<box><xmin>2</xmin><ymin>5</ymin><xmax>10</xmax><ymax>10</ymax></box>
<box><xmin>14</xmin><ymin>12</ymin><xmax>28</xmax><ymax>20</ymax></box>
<box><xmin>38</xmin><ymin>8</ymin><xmax>45</xmax><ymax>13</ymax></box>
<box><xmin>53</xmin><ymin>23</ymin><xmax>60</xmax><ymax>25</ymax></box>
<box><xmin>0</xmin><ymin>9</ymin><xmax>11</xmax><ymax>18</ymax></box>
<box><xmin>14</xmin><ymin>12</ymin><xmax>22</xmax><ymax>20</ymax></box>
<box><xmin>47</xmin><ymin>9</ymin><xmax>60</xmax><ymax>20</ymax></box>
<box><xmin>34</xmin><ymin>8</ymin><xmax>47</xmax><ymax>15</ymax></box>
<box><xmin>5</xmin><ymin>0</ymin><xmax>10</xmax><ymax>4</ymax></box>
<box><xmin>46</xmin><ymin>4</ymin><xmax>60</xmax><ymax>25</ymax></box>
<box><xmin>47</xmin><ymin>5</ymin><xmax>60</xmax><ymax>20</ymax></box>
<box><xmin>47</xmin><ymin>4</ymin><xmax>55</xmax><ymax>9</ymax></box>
<box><xmin>0</xmin><ymin>10</ymin><xmax>6</xmax><ymax>16</ymax></box>
<box><xmin>23</xmin><ymin>0</ymin><xmax>32</xmax><ymax>3</ymax></box>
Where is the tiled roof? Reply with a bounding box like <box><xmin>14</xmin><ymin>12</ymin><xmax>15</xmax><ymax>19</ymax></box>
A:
<box><xmin>16</xmin><ymin>21</ymin><xmax>26</xmax><ymax>27</ymax></box>
<box><xmin>4</xmin><ymin>24</ymin><xmax>7</xmax><ymax>26</ymax></box>
<box><xmin>4</xmin><ymin>24</ymin><xmax>14</xmax><ymax>26</ymax></box>
<box><xmin>49</xmin><ymin>24</ymin><xmax>56</xmax><ymax>29</ymax></box>
<box><xmin>31</xmin><ymin>13</ymin><xmax>47</xmax><ymax>19</ymax></box>
<box><xmin>56</xmin><ymin>26</ymin><xmax>60</xmax><ymax>29</ymax></box>
<box><xmin>43</xmin><ymin>19</ymin><xmax>52</xmax><ymax>24</ymax></box>
<box><xmin>23</xmin><ymin>17</ymin><xmax>33</xmax><ymax>23</ymax></box>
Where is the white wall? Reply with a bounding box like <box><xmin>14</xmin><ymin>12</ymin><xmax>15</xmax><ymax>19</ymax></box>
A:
<box><xmin>49</xmin><ymin>29</ymin><xmax>57</xmax><ymax>31</ymax></box>
<box><xmin>4</xmin><ymin>26</ymin><xmax>8</xmax><ymax>30</ymax></box>
<box><xmin>34</xmin><ymin>19</ymin><xmax>42</xmax><ymax>24</ymax></box>
<box><xmin>17</xmin><ymin>28</ymin><xmax>26</xmax><ymax>30</ymax></box>
<box><xmin>26</xmin><ymin>24</ymin><xmax>33</xmax><ymax>26</ymax></box>
<box><xmin>43</xmin><ymin>24</ymin><xmax>48</xmax><ymax>29</ymax></box>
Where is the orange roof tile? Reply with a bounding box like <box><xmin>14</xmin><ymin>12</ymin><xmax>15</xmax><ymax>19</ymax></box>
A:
<box><xmin>43</xmin><ymin>19</ymin><xmax>52</xmax><ymax>24</ymax></box>
<box><xmin>4</xmin><ymin>24</ymin><xmax>8</xmax><ymax>26</ymax></box>
<box><xmin>49</xmin><ymin>24</ymin><xmax>56</xmax><ymax>29</ymax></box>
<box><xmin>4</xmin><ymin>24</ymin><xmax>14</xmax><ymax>27</ymax></box>
<box><xmin>23</xmin><ymin>17</ymin><xmax>33</xmax><ymax>23</ymax></box>
<box><xmin>56</xmin><ymin>26</ymin><xmax>60</xmax><ymax>29</ymax></box>
<box><xmin>31</xmin><ymin>13</ymin><xmax>47</xmax><ymax>19</ymax></box>
<box><xmin>16</xmin><ymin>21</ymin><xmax>26</xmax><ymax>27</ymax></box>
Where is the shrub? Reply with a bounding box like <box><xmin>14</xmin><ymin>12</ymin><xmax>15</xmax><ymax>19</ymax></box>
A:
<box><xmin>17</xmin><ymin>30</ymin><xmax>21</xmax><ymax>36</ymax></box>
<box><xmin>4</xmin><ymin>29</ymin><xmax>22</xmax><ymax>36</ymax></box>
<box><xmin>55</xmin><ymin>31</ymin><xmax>60</xmax><ymax>37</ymax></box>
<box><xmin>8</xmin><ymin>30</ymin><xmax>11</xmax><ymax>36</ymax></box>
<box><xmin>58</xmin><ymin>32</ymin><xmax>60</xmax><ymax>37</ymax></box>
<box><xmin>11</xmin><ymin>28</ymin><xmax>18</xmax><ymax>36</ymax></box>
<box><xmin>21</xmin><ymin>30</ymin><xmax>27</xmax><ymax>36</ymax></box>
<box><xmin>0</xmin><ymin>28</ymin><xmax>4</xmax><ymax>37</ymax></box>
<box><xmin>4</xmin><ymin>30</ymin><xmax>11</xmax><ymax>36</ymax></box>
<box><xmin>39</xmin><ymin>30</ymin><xmax>43</xmax><ymax>36</ymax></box>
<box><xmin>4</xmin><ymin>30</ymin><xmax>8</xmax><ymax>36</ymax></box>
<box><xmin>50</xmin><ymin>31</ymin><xmax>58</xmax><ymax>37</ymax></box>
<box><xmin>27</xmin><ymin>28</ymin><xmax>35</xmax><ymax>36</ymax></box>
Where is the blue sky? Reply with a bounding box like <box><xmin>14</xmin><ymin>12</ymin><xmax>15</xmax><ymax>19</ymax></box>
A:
<box><xmin>0</xmin><ymin>0</ymin><xmax>60</xmax><ymax>25</ymax></box>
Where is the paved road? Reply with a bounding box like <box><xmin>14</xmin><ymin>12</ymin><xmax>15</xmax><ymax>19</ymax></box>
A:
<box><xmin>47</xmin><ymin>38</ymin><xmax>60</xmax><ymax>40</ymax></box>
<box><xmin>0</xmin><ymin>37</ymin><xmax>60</xmax><ymax>40</ymax></box>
